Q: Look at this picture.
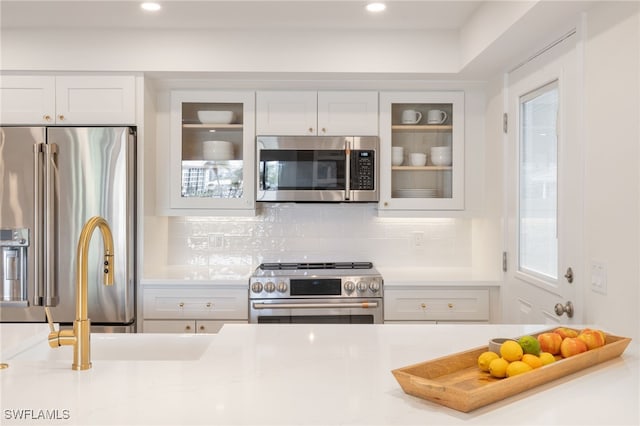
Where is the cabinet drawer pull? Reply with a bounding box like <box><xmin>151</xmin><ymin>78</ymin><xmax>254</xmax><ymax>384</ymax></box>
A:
<box><xmin>420</xmin><ymin>303</ymin><xmax>427</xmax><ymax>309</ymax></box>
<box><xmin>448</xmin><ymin>303</ymin><xmax>454</xmax><ymax>309</ymax></box>
<box><xmin>178</xmin><ymin>302</ymin><xmax>185</xmax><ymax>308</ymax></box>
<box><xmin>206</xmin><ymin>302</ymin><xmax>212</xmax><ymax>308</ymax></box>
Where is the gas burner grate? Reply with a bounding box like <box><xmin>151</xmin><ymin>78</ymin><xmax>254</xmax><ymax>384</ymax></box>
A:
<box><xmin>259</xmin><ymin>262</ymin><xmax>373</xmax><ymax>271</ymax></box>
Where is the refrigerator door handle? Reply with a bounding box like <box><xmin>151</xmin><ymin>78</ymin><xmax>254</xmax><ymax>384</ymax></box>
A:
<box><xmin>43</xmin><ymin>143</ymin><xmax>59</xmax><ymax>307</ymax></box>
<box><xmin>33</xmin><ymin>143</ymin><xmax>45</xmax><ymax>306</ymax></box>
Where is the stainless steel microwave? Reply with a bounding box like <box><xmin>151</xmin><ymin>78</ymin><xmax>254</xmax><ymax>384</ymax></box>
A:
<box><xmin>256</xmin><ymin>136</ymin><xmax>379</xmax><ymax>203</ymax></box>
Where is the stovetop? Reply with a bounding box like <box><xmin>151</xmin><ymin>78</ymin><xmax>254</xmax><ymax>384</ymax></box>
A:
<box><xmin>251</xmin><ymin>262</ymin><xmax>381</xmax><ymax>278</ymax></box>
<box><xmin>258</xmin><ymin>262</ymin><xmax>373</xmax><ymax>271</ymax></box>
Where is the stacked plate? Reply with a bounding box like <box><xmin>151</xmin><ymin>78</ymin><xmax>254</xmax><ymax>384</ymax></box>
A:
<box><xmin>392</xmin><ymin>188</ymin><xmax>438</xmax><ymax>198</ymax></box>
<box><xmin>202</xmin><ymin>140</ymin><xmax>234</xmax><ymax>161</ymax></box>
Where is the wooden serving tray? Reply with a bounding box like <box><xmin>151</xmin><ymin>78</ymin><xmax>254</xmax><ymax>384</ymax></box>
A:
<box><xmin>392</xmin><ymin>330</ymin><xmax>632</xmax><ymax>413</ymax></box>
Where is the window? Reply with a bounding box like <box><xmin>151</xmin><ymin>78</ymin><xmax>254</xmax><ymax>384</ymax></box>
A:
<box><xmin>518</xmin><ymin>81</ymin><xmax>559</xmax><ymax>279</ymax></box>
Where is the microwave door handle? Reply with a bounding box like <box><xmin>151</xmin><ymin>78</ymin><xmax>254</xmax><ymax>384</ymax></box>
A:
<box><xmin>344</xmin><ymin>138</ymin><xmax>351</xmax><ymax>200</ymax></box>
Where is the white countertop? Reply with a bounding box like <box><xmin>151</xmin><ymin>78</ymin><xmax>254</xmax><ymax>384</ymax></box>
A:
<box><xmin>1</xmin><ymin>324</ymin><xmax>637</xmax><ymax>425</ymax></box>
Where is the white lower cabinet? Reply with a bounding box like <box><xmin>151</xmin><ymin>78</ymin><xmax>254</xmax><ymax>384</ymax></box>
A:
<box><xmin>384</xmin><ymin>288</ymin><xmax>490</xmax><ymax>322</ymax></box>
<box><xmin>142</xmin><ymin>286</ymin><xmax>248</xmax><ymax>333</ymax></box>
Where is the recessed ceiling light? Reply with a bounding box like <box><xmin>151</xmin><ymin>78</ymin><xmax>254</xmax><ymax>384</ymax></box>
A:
<box><xmin>141</xmin><ymin>2</ymin><xmax>161</xmax><ymax>12</ymax></box>
<box><xmin>366</xmin><ymin>2</ymin><xmax>386</xmax><ymax>13</ymax></box>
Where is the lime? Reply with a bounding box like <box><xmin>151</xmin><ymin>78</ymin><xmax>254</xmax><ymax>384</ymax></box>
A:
<box><xmin>518</xmin><ymin>335</ymin><xmax>541</xmax><ymax>356</ymax></box>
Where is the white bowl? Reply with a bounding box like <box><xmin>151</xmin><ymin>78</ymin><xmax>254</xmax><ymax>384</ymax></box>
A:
<box><xmin>430</xmin><ymin>146</ymin><xmax>452</xmax><ymax>153</ymax></box>
<box><xmin>392</xmin><ymin>155</ymin><xmax>403</xmax><ymax>166</ymax></box>
<box><xmin>197</xmin><ymin>110</ymin><xmax>235</xmax><ymax>124</ymax></box>
<box><xmin>202</xmin><ymin>140</ymin><xmax>234</xmax><ymax>161</ymax></box>
<box><xmin>409</xmin><ymin>153</ymin><xmax>427</xmax><ymax>167</ymax></box>
<box><xmin>431</xmin><ymin>153</ymin><xmax>452</xmax><ymax>166</ymax></box>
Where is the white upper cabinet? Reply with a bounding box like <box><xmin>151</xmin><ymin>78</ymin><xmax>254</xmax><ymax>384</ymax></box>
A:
<box><xmin>379</xmin><ymin>91</ymin><xmax>465</xmax><ymax>212</ymax></box>
<box><xmin>0</xmin><ymin>74</ymin><xmax>136</xmax><ymax>125</ymax></box>
<box><xmin>168</xmin><ymin>90</ymin><xmax>256</xmax><ymax>213</ymax></box>
<box><xmin>256</xmin><ymin>90</ymin><xmax>378</xmax><ymax>136</ymax></box>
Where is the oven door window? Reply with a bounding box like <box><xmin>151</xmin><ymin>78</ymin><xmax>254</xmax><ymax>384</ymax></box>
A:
<box><xmin>259</xmin><ymin>150</ymin><xmax>346</xmax><ymax>190</ymax></box>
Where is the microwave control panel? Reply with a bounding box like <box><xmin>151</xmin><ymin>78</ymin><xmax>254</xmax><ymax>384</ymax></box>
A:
<box><xmin>351</xmin><ymin>150</ymin><xmax>375</xmax><ymax>190</ymax></box>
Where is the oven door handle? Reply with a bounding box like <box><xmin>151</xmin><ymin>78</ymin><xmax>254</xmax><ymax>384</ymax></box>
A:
<box><xmin>252</xmin><ymin>301</ymin><xmax>379</xmax><ymax>310</ymax></box>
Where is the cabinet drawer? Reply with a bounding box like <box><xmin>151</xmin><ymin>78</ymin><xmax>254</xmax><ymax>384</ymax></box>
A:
<box><xmin>384</xmin><ymin>289</ymin><xmax>489</xmax><ymax>321</ymax></box>
<box><xmin>143</xmin><ymin>319</ymin><xmax>246</xmax><ymax>333</ymax></box>
<box><xmin>143</xmin><ymin>320</ymin><xmax>197</xmax><ymax>333</ymax></box>
<box><xmin>143</xmin><ymin>288</ymin><xmax>248</xmax><ymax>320</ymax></box>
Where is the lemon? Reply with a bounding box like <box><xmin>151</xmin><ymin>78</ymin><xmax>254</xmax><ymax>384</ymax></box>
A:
<box><xmin>539</xmin><ymin>352</ymin><xmax>556</xmax><ymax>366</ymax></box>
<box><xmin>488</xmin><ymin>357</ymin><xmax>509</xmax><ymax>378</ymax></box>
<box><xmin>477</xmin><ymin>351</ymin><xmax>500</xmax><ymax>372</ymax></box>
<box><xmin>506</xmin><ymin>360</ymin><xmax>533</xmax><ymax>377</ymax></box>
<box><xmin>521</xmin><ymin>353</ymin><xmax>543</xmax><ymax>369</ymax></box>
<box><xmin>518</xmin><ymin>335</ymin><xmax>541</xmax><ymax>356</ymax></box>
<box><xmin>500</xmin><ymin>340</ymin><xmax>523</xmax><ymax>362</ymax></box>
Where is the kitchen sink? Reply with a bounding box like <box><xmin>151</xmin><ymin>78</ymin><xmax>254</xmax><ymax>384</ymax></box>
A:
<box><xmin>8</xmin><ymin>333</ymin><xmax>213</xmax><ymax>362</ymax></box>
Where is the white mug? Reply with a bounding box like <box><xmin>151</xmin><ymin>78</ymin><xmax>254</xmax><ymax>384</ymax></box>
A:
<box><xmin>392</xmin><ymin>146</ymin><xmax>404</xmax><ymax>166</ymax></box>
<box><xmin>401</xmin><ymin>110</ymin><xmax>422</xmax><ymax>124</ymax></box>
<box><xmin>427</xmin><ymin>110</ymin><xmax>447</xmax><ymax>124</ymax></box>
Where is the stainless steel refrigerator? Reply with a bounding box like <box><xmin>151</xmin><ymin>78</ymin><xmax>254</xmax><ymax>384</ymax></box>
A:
<box><xmin>0</xmin><ymin>127</ymin><xmax>136</xmax><ymax>332</ymax></box>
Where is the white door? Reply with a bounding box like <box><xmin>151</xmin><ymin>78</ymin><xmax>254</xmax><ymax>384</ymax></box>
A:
<box><xmin>504</xmin><ymin>33</ymin><xmax>583</xmax><ymax>325</ymax></box>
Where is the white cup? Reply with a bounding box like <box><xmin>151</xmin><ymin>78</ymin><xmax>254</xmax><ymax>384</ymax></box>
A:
<box><xmin>409</xmin><ymin>153</ymin><xmax>427</xmax><ymax>167</ymax></box>
<box><xmin>392</xmin><ymin>146</ymin><xmax>404</xmax><ymax>166</ymax></box>
<box><xmin>427</xmin><ymin>109</ymin><xmax>447</xmax><ymax>124</ymax></box>
<box><xmin>402</xmin><ymin>110</ymin><xmax>422</xmax><ymax>124</ymax></box>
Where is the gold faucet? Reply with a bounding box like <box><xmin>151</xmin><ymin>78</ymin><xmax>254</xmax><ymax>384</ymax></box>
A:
<box><xmin>45</xmin><ymin>216</ymin><xmax>114</xmax><ymax>370</ymax></box>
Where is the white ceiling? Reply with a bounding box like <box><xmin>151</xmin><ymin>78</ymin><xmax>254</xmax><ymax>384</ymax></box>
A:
<box><xmin>0</xmin><ymin>0</ymin><xmax>483</xmax><ymax>30</ymax></box>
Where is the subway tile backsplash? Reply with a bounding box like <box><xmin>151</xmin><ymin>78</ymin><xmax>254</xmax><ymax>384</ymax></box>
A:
<box><xmin>164</xmin><ymin>204</ymin><xmax>473</xmax><ymax>270</ymax></box>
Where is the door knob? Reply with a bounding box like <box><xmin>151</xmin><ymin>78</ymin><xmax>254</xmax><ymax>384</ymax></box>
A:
<box><xmin>564</xmin><ymin>267</ymin><xmax>574</xmax><ymax>283</ymax></box>
<box><xmin>554</xmin><ymin>301</ymin><xmax>574</xmax><ymax>318</ymax></box>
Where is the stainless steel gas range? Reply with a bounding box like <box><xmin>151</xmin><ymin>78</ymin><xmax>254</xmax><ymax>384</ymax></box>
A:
<box><xmin>249</xmin><ymin>262</ymin><xmax>383</xmax><ymax>324</ymax></box>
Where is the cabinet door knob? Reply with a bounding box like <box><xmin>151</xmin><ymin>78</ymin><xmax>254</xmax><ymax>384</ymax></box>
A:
<box><xmin>185</xmin><ymin>325</ymin><xmax>192</xmax><ymax>331</ymax></box>
<box><xmin>206</xmin><ymin>302</ymin><xmax>212</xmax><ymax>308</ymax></box>
<box><xmin>43</xmin><ymin>114</ymin><xmax>52</xmax><ymax>122</ymax></box>
<box><xmin>179</xmin><ymin>302</ymin><xmax>185</xmax><ymax>308</ymax></box>
<box><xmin>308</xmin><ymin>127</ymin><xmax>314</xmax><ymax>133</ymax></box>
<box><xmin>58</xmin><ymin>114</ymin><xmax>65</xmax><ymax>121</ymax></box>
<box><xmin>199</xmin><ymin>325</ymin><xmax>205</xmax><ymax>331</ymax></box>
<box><xmin>448</xmin><ymin>303</ymin><xmax>454</xmax><ymax>309</ymax></box>
<box><xmin>420</xmin><ymin>303</ymin><xmax>427</xmax><ymax>309</ymax></box>
<box><xmin>321</xmin><ymin>127</ymin><xmax>326</xmax><ymax>133</ymax></box>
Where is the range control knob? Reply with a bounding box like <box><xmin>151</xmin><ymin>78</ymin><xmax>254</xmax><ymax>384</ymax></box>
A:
<box><xmin>264</xmin><ymin>281</ymin><xmax>276</xmax><ymax>293</ymax></box>
<box><xmin>344</xmin><ymin>281</ymin><xmax>355</xmax><ymax>294</ymax></box>
<box><xmin>369</xmin><ymin>280</ymin><xmax>380</xmax><ymax>293</ymax></box>
<box><xmin>356</xmin><ymin>281</ymin><xmax>368</xmax><ymax>293</ymax></box>
<box><xmin>277</xmin><ymin>281</ymin><xmax>288</xmax><ymax>293</ymax></box>
<box><xmin>251</xmin><ymin>281</ymin><xmax>263</xmax><ymax>293</ymax></box>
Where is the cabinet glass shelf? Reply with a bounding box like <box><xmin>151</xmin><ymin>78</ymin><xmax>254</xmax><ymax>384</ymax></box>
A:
<box><xmin>391</xmin><ymin>124</ymin><xmax>452</xmax><ymax>132</ymax></box>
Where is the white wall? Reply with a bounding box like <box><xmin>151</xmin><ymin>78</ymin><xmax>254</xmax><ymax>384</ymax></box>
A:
<box><xmin>582</xmin><ymin>2</ymin><xmax>640</xmax><ymax>340</ymax></box>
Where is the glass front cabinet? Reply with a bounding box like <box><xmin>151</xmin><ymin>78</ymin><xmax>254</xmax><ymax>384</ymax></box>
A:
<box><xmin>379</xmin><ymin>91</ymin><xmax>465</xmax><ymax>212</ymax></box>
<box><xmin>170</xmin><ymin>91</ymin><xmax>255</xmax><ymax>212</ymax></box>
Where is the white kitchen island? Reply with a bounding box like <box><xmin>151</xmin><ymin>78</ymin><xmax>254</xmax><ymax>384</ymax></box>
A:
<box><xmin>1</xmin><ymin>324</ymin><xmax>638</xmax><ymax>425</ymax></box>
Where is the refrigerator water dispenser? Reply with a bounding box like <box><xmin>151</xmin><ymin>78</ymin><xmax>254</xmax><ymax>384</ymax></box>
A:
<box><xmin>1</xmin><ymin>228</ymin><xmax>29</xmax><ymax>306</ymax></box>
